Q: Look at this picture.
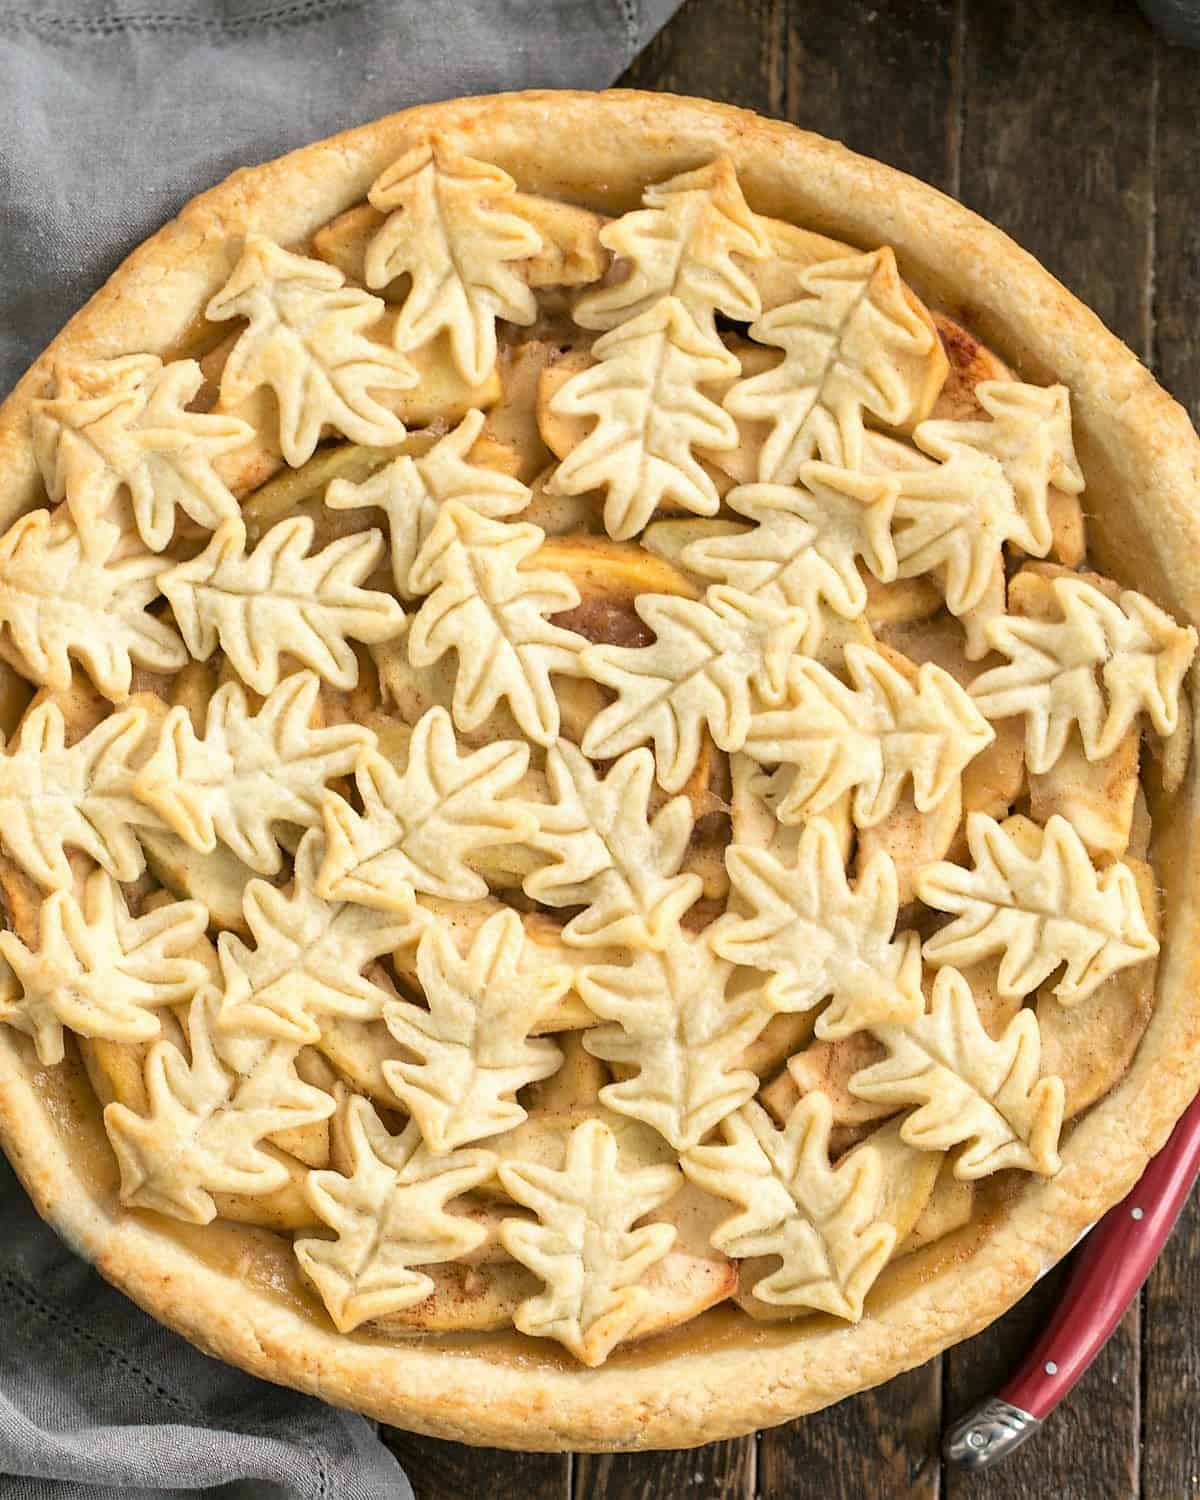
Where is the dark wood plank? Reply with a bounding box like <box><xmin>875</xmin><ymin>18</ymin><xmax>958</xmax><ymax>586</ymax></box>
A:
<box><xmin>1143</xmin><ymin>1195</ymin><xmax>1200</xmax><ymax>1498</ymax></box>
<box><xmin>943</xmin><ymin>1261</ymin><xmax>1140</xmax><ymax>1500</ymax></box>
<box><xmin>574</xmin><ymin>1439</ymin><xmax>753</xmax><ymax>1500</ymax></box>
<box><xmin>958</xmin><ymin>0</ymin><xmax>1157</xmax><ymax>358</ymax></box>
<box><xmin>621</xmin><ymin>0</ymin><xmax>784</xmax><ymax>116</ymax></box>
<box><xmin>1151</xmin><ymin>34</ymin><xmax>1200</xmax><ymax>425</ymax></box>
<box><xmin>759</xmin><ymin>1365</ymin><xmax>943</xmax><ymax>1499</ymax></box>
<box><xmin>381</xmin><ymin>1431</ymin><xmax>569</xmax><ymax>1500</ymax></box>
<box><xmin>1141</xmin><ymin>39</ymin><xmax>1200</xmax><ymax>1497</ymax></box>
<box><xmin>780</xmin><ymin>0</ymin><xmax>961</xmax><ymax>192</ymax></box>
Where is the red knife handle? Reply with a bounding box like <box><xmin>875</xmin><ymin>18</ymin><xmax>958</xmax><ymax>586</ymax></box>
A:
<box><xmin>944</xmin><ymin>1090</ymin><xmax>1200</xmax><ymax>1468</ymax></box>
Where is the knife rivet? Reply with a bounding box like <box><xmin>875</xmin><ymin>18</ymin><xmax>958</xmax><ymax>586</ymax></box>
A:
<box><xmin>1131</xmin><ymin>1207</ymin><xmax>1144</xmax><ymax>1221</ymax></box>
<box><xmin>1045</xmin><ymin>1361</ymin><xmax>1058</xmax><ymax>1375</ymax></box>
<box><xmin>967</xmin><ymin>1431</ymin><xmax>986</xmax><ymax>1449</ymax></box>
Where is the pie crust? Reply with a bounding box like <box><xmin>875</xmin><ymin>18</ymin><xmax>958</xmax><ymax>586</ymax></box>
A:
<box><xmin>0</xmin><ymin>89</ymin><xmax>1198</xmax><ymax>1451</ymax></box>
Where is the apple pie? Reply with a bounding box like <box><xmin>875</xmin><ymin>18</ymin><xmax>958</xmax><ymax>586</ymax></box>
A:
<box><xmin>0</xmin><ymin>89</ymin><xmax>1197</xmax><ymax>1450</ymax></box>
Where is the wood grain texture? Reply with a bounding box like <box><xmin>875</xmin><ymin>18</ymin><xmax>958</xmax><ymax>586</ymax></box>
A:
<box><xmin>574</xmin><ymin>1440</ymin><xmax>754</xmax><ymax>1500</ymax></box>
<box><xmin>621</xmin><ymin>0</ymin><xmax>782</xmax><ymax>113</ymax></box>
<box><xmin>1146</xmin><ymin>1200</ymin><xmax>1200</xmax><ymax>1494</ymax></box>
<box><xmin>780</xmin><ymin>0</ymin><xmax>960</xmax><ymax>192</ymax></box>
<box><xmin>943</xmin><ymin>1262</ymin><xmax>1141</xmax><ymax>1500</ymax></box>
<box><xmin>759</xmin><ymin>1364</ymin><xmax>943</xmax><ymax>1499</ymax></box>
<box><xmin>1141</xmin><ymin>36</ymin><xmax>1200</xmax><ymax>1500</ymax></box>
<box><xmin>958</xmin><ymin>0</ymin><xmax>1156</xmax><ymax>358</ymax></box>
<box><xmin>381</xmin><ymin>1431</ymin><xmax>569</xmax><ymax>1500</ymax></box>
<box><xmin>1153</xmin><ymin>36</ymin><xmax>1200</xmax><ymax>425</ymax></box>
<box><xmin>1143</xmin><ymin>1196</ymin><xmax>1200</xmax><ymax>1498</ymax></box>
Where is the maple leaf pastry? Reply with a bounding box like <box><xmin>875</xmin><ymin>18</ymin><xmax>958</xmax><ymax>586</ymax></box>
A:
<box><xmin>0</xmin><ymin>91</ymin><xmax>1198</xmax><ymax>1451</ymax></box>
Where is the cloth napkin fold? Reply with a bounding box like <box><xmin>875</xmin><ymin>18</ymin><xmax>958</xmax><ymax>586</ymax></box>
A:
<box><xmin>0</xmin><ymin>0</ymin><xmax>679</xmax><ymax>395</ymax></box>
<box><xmin>0</xmin><ymin>1</ymin><xmax>680</xmax><ymax>1494</ymax></box>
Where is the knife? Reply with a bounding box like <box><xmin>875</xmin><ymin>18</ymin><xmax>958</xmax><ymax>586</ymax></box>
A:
<box><xmin>943</xmin><ymin>1089</ymin><xmax>1200</xmax><ymax>1468</ymax></box>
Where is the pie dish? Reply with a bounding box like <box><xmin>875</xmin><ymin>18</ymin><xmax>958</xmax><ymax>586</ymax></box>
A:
<box><xmin>0</xmin><ymin>87</ymin><xmax>1199</xmax><ymax>1451</ymax></box>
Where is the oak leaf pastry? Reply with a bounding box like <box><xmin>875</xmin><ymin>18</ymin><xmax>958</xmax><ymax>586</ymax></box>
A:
<box><xmin>31</xmin><ymin>354</ymin><xmax>252</xmax><ymax>553</ymax></box>
<box><xmin>0</xmin><ymin>90</ymin><xmax>1197</xmax><ymax>1453</ymax></box>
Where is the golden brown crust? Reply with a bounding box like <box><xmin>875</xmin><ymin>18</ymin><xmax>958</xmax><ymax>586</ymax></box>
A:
<box><xmin>1</xmin><ymin>87</ymin><xmax>1199</xmax><ymax>1451</ymax></box>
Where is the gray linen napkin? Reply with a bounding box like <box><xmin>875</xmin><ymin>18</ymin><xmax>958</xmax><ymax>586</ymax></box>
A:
<box><xmin>0</xmin><ymin>2</ymin><xmax>680</xmax><ymax>1494</ymax></box>
<box><xmin>0</xmin><ymin>0</ymin><xmax>679</xmax><ymax>395</ymax></box>
<box><xmin>1138</xmin><ymin>0</ymin><xmax>1200</xmax><ymax>46</ymax></box>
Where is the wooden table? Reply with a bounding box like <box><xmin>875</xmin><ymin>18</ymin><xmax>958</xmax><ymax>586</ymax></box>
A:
<box><xmin>383</xmin><ymin>1</ymin><xmax>1200</xmax><ymax>1494</ymax></box>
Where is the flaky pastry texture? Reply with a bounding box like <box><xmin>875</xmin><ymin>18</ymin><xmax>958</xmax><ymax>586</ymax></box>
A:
<box><xmin>0</xmin><ymin>91</ymin><xmax>1198</xmax><ymax>1452</ymax></box>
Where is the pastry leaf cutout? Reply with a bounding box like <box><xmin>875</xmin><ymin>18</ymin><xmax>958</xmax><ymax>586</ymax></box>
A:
<box><xmin>498</xmin><ymin>1117</ymin><xmax>681</xmax><ymax>1366</ymax></box>
<box><xmin>383</xmin><ymin>910</ymin><xmax>566</xmax><ymax>1153</ymax></box>
<box><xmin>917</xmin><ymin>812</ymin><xmax>1159</xmax><ymax>1002</ymax></box>
<box><xmin>913</xmin><ymin>381</ymin><xmax>1084</xmax><ymax>552</ymax></box>
<box><xmin>31</xmin><ymin>355</ymin><xmax>252</xmax><ymax>553</ymax></box>
<box><xmin>893</xmin><ymin>382</ymin><xmax>1085</xmax><ymax>614</ymax></box>
<box><xmin>325</xmin><ymin>408</ymin><xmax>528</xmax><ymax>597</ymax></box>
<box><xmin>0</xmin><ymin>700</ymin><xmax>160</xmax><ymax>891</ymax></box>
<box><xmin>207</xmin><ymin>235</ymin><xmax>416</xmax><ymax>466</ymax></box>
<box><xmin>890</xmin><ymin>453</ymin><xmax>1019</xmax><ymax>618</ymax></box>
<box><xmin>724</xmin><ymin>248</ymin><xmax>941</xmax><ymax>481</ymax></box>
<box><xmin>134</xmin><ymin>672</ymin><xmax>373</xmax><ymax>875</ymax></box>
<box><xmin>547</xmin><ymin>296</ymin><xmax>741</xmax><ymax>541</ymax></box>
<box><xmin>850</xmin><ymin>966</ymin><xmax>1065</xmax><ymax>1179</ymax></box>
<box><xmin>217</xmin><ymin>831</ymin><xmax>424</xmax><ymax>1045</ymax></box>
<box><xmin>580</xmin><ymin>934</ymin><xmax>771</xmax><ymax>1151</ymax></box>
<box><xmin>104</xmin><ymin>988</ymin><xmax>334</xmax><ymax>1223</ymax></box>
<box><xmin>0</xmin><ymin>509</ymin><xmax>187</xmax><ymax>701</ymax></box>
<box><xmin>366</xmin><ymin>138</ymin><xmax>541</xmax><ymax>385</ymax></box>
<box><xmin>574</xmin><ymin>156</ymin><xmax>770</xmax><ymax>344</ymax></box>
<box><xmin>407</xmin><ymin>503</ymin><xmax>584</xmax><ymax>747</ymax></box>
<box><xmin>683</xmin><ymin>1094</ymin><xmax>896</xmax><ymax>1320</ymax></box>
<box><xmin>0</xmin><ymin>869</ymin><xmax>208</xmax><ymax>1065</ymax></box>
<box><xmin>681</xmin><ymin>464</ymin><xmax>899</xmax><ymax>652</ymax></box>
<box><xmin>523</xmin><ymin>742</ymin><xmax>703</xmax><ymax>950</ymax></box>
<box><xmin>296</xmin><ymin>1096</ymin><xmax>495</xmax><ymax>1332</ymax></box>
<box><xmin>580</xmin><ymin>585</ymin><xmax>809</xmax><ymax>793</ymax></box>
<box><xmin>970</xmin><ymin>576</ymin><xmax>1197</xmax><ymax>773</ymax></box>
<box><xmin>159</xmin><ymin>516</ymin><xmax>406</xmax><ymax>694</ymax></box>
<box><xmin>318</xmin><ymin>706</ymin><xmax>535</xmax><ymax>909</ymax></box>
<box><xmin>712</xmin><ymin>820</ymin><xmax>923</xmax><ymax>1039</ymax></box>
<box><xmin>743</xmin><ymin>642</ymin><xmax>995</xmax><ymax>827</ymax></box>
